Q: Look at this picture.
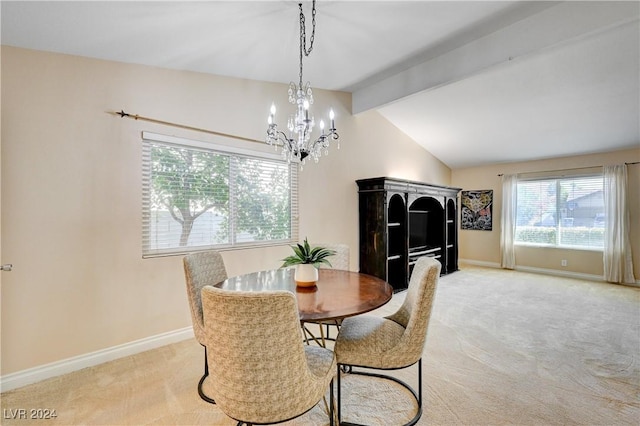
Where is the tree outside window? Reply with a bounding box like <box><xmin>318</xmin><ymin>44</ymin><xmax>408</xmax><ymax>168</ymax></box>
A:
<box><xmin>142</xmin><ymin>134</ymin><xmax>297</xmax><ymax>256</ymax></box>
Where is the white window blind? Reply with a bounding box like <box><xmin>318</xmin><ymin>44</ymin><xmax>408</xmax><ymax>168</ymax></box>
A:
<box><xmin>515</xmin><ymin>174</ymin><xmax>604</xmax><ymax>249</ymax></box>
<box><xmin>142</xmin><ymin>132</ymin><xmax>298</xmax><ymax>257</ymax></box>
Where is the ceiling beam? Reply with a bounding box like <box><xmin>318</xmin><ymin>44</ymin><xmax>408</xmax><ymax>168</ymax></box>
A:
<box><xmin>352</xmin><ymin>1</ymin><xmax>640</xmax><ymax>115</ymax></box>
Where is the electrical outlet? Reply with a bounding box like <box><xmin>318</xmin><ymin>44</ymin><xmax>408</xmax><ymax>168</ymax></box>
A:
<box><xmin>561</xmin><ymin>259</ymin><xmax>568</xmax><ymax>267</ymax></box>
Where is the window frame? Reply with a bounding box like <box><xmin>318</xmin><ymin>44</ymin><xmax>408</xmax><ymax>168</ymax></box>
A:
<box><xmin>514</xmin><ymin>172</ymin><xmax>604</xmax><ymax>251</ymax></box>
<box><xmin>141</xmin><ymin>131</ymin><xmax>298</xmax><ymax>258</ymax></box>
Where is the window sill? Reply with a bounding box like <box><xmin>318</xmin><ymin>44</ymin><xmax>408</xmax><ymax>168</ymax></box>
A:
<box><xmin>514</xmin><ymin>242</ymin><xmax>603</xmax><ymax>253</ymax></box>
<box><xmin>143</xmin><ymin>240</ymin><xmax>295</xmax><ymax>259</ymax></box>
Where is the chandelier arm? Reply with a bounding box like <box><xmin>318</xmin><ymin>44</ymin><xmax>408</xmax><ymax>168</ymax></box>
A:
<box><xmin>285</xmin><ymin>136</ymin><xmax>297</xmax><ymax>154</ymax></box>
<box><xmin>308</xmin><ymin>130</ymin><xmax>339</xmax><ymax>151</ymax></box>
<box><xmin>271</xmin><ymin>130</ymin><xmax>292</xmax><ymax>147</ymax></box>
<box><xmin>267</xmin><ymin>125</ymin><xmax>287</xmax><ymax>146</ymax></box>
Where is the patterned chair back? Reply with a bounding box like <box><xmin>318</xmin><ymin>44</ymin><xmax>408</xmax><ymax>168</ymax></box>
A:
<box><xmin>315</xmin><ymin>243</ymin><xmax>350</xmax><ymax>270</ymax></box>
<box><xmin>201</xmin><ymin>286</ymin><xmax>336</xmax><ymax>424</ymax></box>
<box><xmin>183</xmin><ymin>251</ymin><xmax>227</xmax><ymax>344</ymax></box>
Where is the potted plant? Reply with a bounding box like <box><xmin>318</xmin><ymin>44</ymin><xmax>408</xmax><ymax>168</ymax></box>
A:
<box><xmin>281</xmin><ymin>238</ymin><xmax>336</xmax><ymax>287</ymax></box>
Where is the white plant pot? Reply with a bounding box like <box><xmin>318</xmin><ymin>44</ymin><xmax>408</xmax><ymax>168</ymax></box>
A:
<box><xmin>295</xmin><ymin>264</ymin><xmax>318</xmax><ymax>287</ymax></box>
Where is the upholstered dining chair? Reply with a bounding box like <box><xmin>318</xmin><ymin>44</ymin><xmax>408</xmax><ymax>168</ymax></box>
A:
<box><xmin>334</xmin><ymin>256</ymin><xmax>441</xmax><ymax>426</ymax></box>
<box><xmin>201</xmin><ymin>286</ymin><xmax>336</xmax><ymax>426</ymax></box>
<box><xmin>316</xmin><ymin>243</ymin><xmax>350</xmax><ymax>271</ymax></box>
<box><xmin>183</xmin><ymin>250</ymin><xmax>228</xmax><ymax>404</ymax></box>
<box><xmin>303</xmin><ymin>243</ymin><xmax>350</xmax><ymax>344</ymax></box>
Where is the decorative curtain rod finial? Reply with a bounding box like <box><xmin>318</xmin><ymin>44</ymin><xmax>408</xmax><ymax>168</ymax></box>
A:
<box><xmin>117</xmin><ymin>110</ymin><xmax>140</xmax><ymax>120</ymax></box>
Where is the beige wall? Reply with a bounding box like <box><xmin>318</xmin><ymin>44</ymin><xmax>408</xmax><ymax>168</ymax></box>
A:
<box><xmin>0</xmin><ymin>46</ymin><xmax>449</xmax><ymax>375</ymax></box>
<box><xmin>452</xmin><ymin>148</ymin><xmax>640</xmax><ymax>278</ymax></box>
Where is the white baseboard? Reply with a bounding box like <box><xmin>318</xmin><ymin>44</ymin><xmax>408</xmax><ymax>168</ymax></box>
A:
<box><xmin>459</xmin><ymin>259</ymin><xmax>501</xmax><ymax>269</ymax></box>
<box><xmin>514</xmin><ymin>265</ymin><xmax>604</xmax><ymax>282</ymax></box>
<box><xmin>0</xmin><ymin>326</ymin><xmax>194</xmax><ymax>393</ymax></box>
<box><xmin>460</xmin><ymin>257</ymin><xmax>604</xmax><ymax>281</ymax></box>
<box><xmin>459</xmin><ymin>258</ymin><xmax>640</xmax><ymax>287</ymax></box>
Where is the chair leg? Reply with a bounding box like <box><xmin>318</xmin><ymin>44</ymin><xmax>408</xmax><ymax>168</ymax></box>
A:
<box><xmin>325</xmin><ymin>320</ymin><xmax>340</xmax><ymax>340</ymax></box>
<box><xmin>330</xmin><ymin>377</ymin><xmax>335</xmax><ymax>426</ymax></box>
<box><xmin>336</xmin><ymin>360</ymin><xmax>423</xmax><ymax>426</ymax></box>
<box><xmin>337</xmin><ymin>364</ymin><xmax>342</xmax><ymax>424</ymax></box>
<box><xmin>418</xmin><ymin>358</ymin><xmax>422</xmax><ymax>411</ymax></box>
<box><xmin>198</xmin><ymin>346</ymin><xmax>216</xmax><ymax>404</ymax></box>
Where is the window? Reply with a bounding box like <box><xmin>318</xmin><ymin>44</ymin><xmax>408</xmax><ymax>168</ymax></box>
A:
<box><xmin>142</xmin><ymin>132</ymin><xmax>298</xmax><ymax>257</ymax></box>
<box><xmin>515</xmin><ymin>174</ymin><xmax>604</xmax><ymax>249</ymax></box>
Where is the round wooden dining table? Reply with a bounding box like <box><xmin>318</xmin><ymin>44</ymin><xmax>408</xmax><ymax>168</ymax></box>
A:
<box><xmin>213</xmin><ymin>268</ymin><xmax>393</xmax><ymax>322</ymax></box>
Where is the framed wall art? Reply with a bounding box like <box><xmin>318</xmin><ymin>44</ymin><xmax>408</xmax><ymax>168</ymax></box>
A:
<box><xmin>461</xmin><ymin>190</ymin><xmax>493</xmax><ymax>231</ymax></box>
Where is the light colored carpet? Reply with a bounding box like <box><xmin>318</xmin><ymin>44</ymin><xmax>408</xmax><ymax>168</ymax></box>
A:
<box><xmin>2</xmin><ymin>265</ymin><xmax>639</xmax><ymax>425</ymax></box>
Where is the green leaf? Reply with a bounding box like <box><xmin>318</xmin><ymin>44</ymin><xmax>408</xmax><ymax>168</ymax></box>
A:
<box><xmin>279</xmin><ymin>237</ymin><xmax>337</xmax><ymax>268</ymax></box>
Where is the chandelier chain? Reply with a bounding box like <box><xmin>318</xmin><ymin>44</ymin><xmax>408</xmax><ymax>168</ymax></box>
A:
<box><xmin>298</xmin><ymin>1</ymin><xmax>316</xmax><ymax>86</ymax></box>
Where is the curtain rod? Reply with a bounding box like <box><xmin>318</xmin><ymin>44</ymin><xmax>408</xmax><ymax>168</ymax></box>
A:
<box><xmin>497</xmin><ymin>161</ymin><xmax>639</xmax><ymax>177</ymax></box>
<box><xmin>111</xmin><ymin>110</ymin><xmax>264</xmax><ymax>145</ymax></box>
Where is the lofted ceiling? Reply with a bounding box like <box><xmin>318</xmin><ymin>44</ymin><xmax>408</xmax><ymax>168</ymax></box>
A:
<box><xmin>2</xmin><ymin>1</ymin><xmax>638</xmax><ymax>169</ymax></box>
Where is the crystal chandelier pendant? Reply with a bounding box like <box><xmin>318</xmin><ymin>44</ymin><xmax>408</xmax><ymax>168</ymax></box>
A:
<box><xmin>265</xmin><ymin>0</ymin><xmax>339</xmax><ymax>169</ymax></box>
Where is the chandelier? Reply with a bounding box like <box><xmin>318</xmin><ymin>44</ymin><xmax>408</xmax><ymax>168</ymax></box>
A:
<box><xmin>266</xmin><ymin>0</ymin><xmax>339</xmax><ymax>169</ymax></box>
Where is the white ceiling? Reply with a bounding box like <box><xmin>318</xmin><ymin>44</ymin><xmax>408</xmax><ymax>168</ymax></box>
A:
<box><xmin>2</xmin><ymin>1</ymin><xmax>638</xmax><ymax>169</ymax></box>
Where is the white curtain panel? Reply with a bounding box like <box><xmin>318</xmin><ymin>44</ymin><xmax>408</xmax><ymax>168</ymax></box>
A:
<box><xmin>500</xmin><ymin>174</ymin><xmax>517</xmax><ymax>269</ymax></box>
<box><xmin>603</xmin><ymin>164</ymin><xmax>635</xmax><ymax>284</ymax></box>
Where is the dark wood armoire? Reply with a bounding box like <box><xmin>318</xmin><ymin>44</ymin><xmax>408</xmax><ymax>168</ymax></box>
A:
<box><xmin>357</xmin><ymin>177</ymin><xmax>461</xmax><ymax>291</ymax></box>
